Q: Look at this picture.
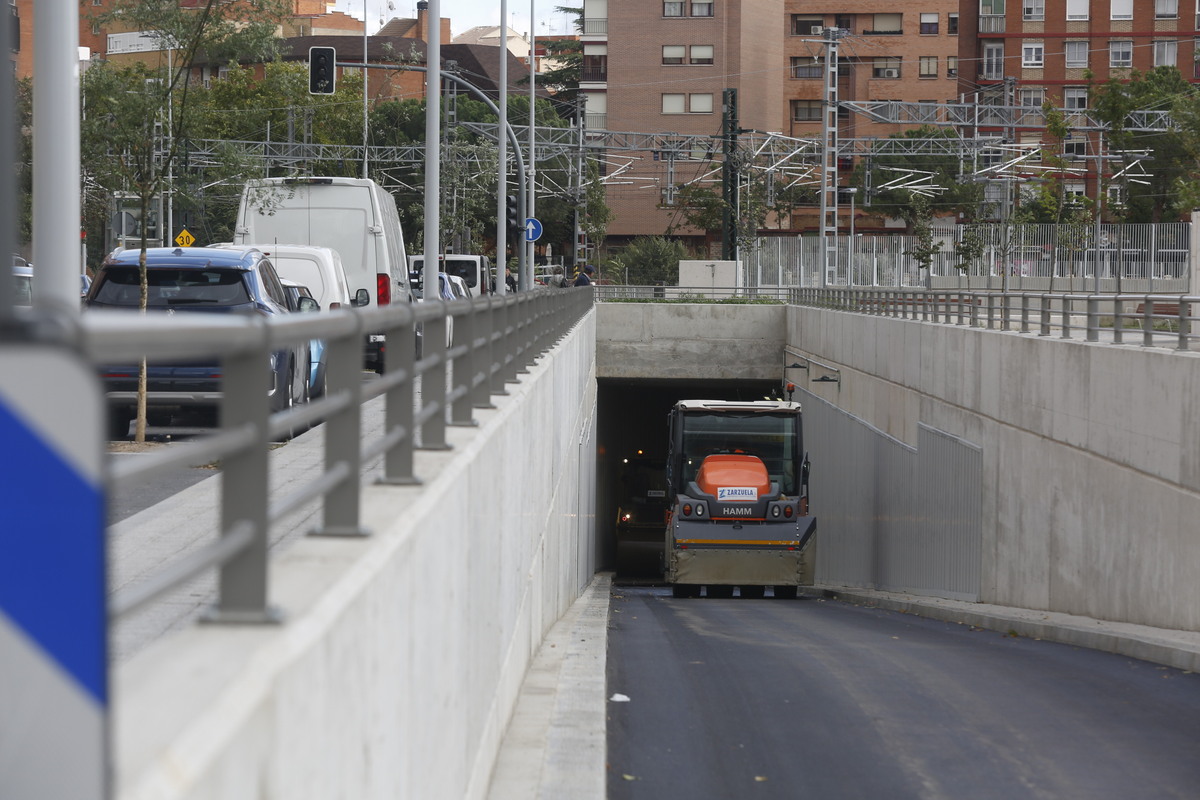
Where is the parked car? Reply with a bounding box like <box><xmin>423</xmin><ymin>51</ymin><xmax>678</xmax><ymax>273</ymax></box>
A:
<box><xmin>234</xmin><ymin>177</ymin><xmax>410</xmax><ymax>372</ymax></box>
<box><xmin>280</xmin><ymin>278</ymin><xmax>326</xmax><ymax>398</ymax></box>
<box><xmin>86</xmin><ymin>246</ymin><xmax>310</xmax><ymax>439</ymax></box>
<box><xmin>408</xmin><ymin>254</ymin><xmax>491</xmax><ymax>297</ymax></box>
<box><xmin>11</xmin><ymin>263</ymin><xmax>32</xmax><ymax>306</ymax></box>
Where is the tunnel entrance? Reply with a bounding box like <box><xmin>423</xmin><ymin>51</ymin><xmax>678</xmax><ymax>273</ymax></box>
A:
<box><xmin>596</xmin><ymin>377</ymin><xmax>782</xmax><ymax>580</ymax></box>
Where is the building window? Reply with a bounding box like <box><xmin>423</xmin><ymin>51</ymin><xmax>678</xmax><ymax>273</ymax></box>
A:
<box><xmin>920</xmin><ymin>56</ymin><xmax>938</xmax><ymax>77</ymax></box>
<box><xmin>868</xmin><ymin>13</ymin><xmax>902</xmax><ymax>34</ymax></box>
<box><xmin>662</xmin><ymin>45</ymin><xmax>685</xmax><ymax>65</ymax></box>
<box><xmin>662</xmin><ymin>93</ymin><xmax>685</xmax><ymax>113</ymax></box>
<box><xmin>1066</xmin><ymin>0</ymin><xmax>1088</xmax><ymax>19</ymax></box>
<box><xmin>791</xmin><ymin>16</ymin><xmax>822</xmax><ymax>35</ymax></box>
<box><xmin>980</xmin><ymin>0</ymin><xmax>1004</xmax><ymax>14</ymax></box>
<box><xmin>1023</xmin><ymin>0</ymin><xmax>1044</xmax><ymax>21</ymax></box>
<box><xmin>1064</xmin><ymin>87</ymin><xmax>1087</xmax><ymax>110</ymax></box>
<box><xmin>791</xmin><ymin>56</ymin><xmax>823</xmax><ymax>78</ymax></box>
<box><xmin>920</xmin><ymin>13</ymin><xmax>938</xmax><ymax>34</ymax></box>
<box><xmin>1110</xmin><ymin>0</ymin><xmax>1132</xmax><ymax>20</ymax></box>
<box><xmin>691</xmin><ymin>1</ymin><xmax>713</xmax><ymax>17</ymax></box>
<box><xmin>1064</xmin><ymin>182</ymin><xmax>1087</xmax><ymax>201</ymax></box>
<box><xmin>982</xmin><ymin>43</ymin><xmax>1005</xmax><ymax>79</ymax></box>
<box><xmin>1022</xmin><ymin>43</ymin><xmax>1044</xmax><ymax>68</ymax></box>
<box><xmin>1019</xmin><ymin>87</ymin><xmax>1045</xmax><ymax>107</ymax></box>
<box><xmin>1065</xmin><ymin>41</ymin><xmax>1088</xmax><ymax>69</ymax></box>
<box><xmin>690</xmin><ymin>45</ymin><xmax>714</xmax><ymax>64</ymax></box>
<box><xmin>92</xmin><ymin>22</ymin><xmax>101</xmax><ymax>34</ymax></box>
<box><xmin>873</xmin><ymin>57</ymin><xmax>901</xmax><ymax>78</ymax></box>
<box><xmin>835</xmin><ymin>14</ymin><xmax>854</xmax><ymax>30</ymax></box>
<box><xmin>664</xmin><ymin>1</ymin><xmax>684</xmax><ymax>17</ymax></box>
<box><xmin>689</xmin><ymin>93</ymin><xmax>713</xmax><ymax>112</ymax></box>
<box><xmin>791</xmin><ymin>100</ymin><xmax>822</xmax><ymax>121</ymax></box>
<box><xmin>1155</xmin><ymin>40</ymin><xmax>1178</xmax><ymax>67</ymax></box>
<box><xmin>582</xmin><ymin>47</ymin><xmax>607</xmax><ymax>81</ymax></box>
<box><xmin>947</xmin><ymin>56</ymin><xmax>958</xmax><ymax>76</ymax></box>
<box><xmin>1156</xmin><ymin>0</ymin><xmax>1178</xmax><ymax>17</ymax></box>
<box><xmin>948</xmin><ymin>13</ymin><xmax>959</xmax><ymax>34</ymax></box>
<box><xmin>1064</xmin><ymin>139</ymin><xmax>1087</xmax><ymax>159</ymax></box>
<box><xmin>1110</xmin><ymin>40</ymin><xmax>1133</xmax><ymax>68</ymax></box>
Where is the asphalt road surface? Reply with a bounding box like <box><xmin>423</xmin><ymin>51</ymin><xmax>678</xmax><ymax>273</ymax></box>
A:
<box><xmin>606</xmin><ymin>585</ymin><xmax>1200</xmax><ymax>800</ymax></box>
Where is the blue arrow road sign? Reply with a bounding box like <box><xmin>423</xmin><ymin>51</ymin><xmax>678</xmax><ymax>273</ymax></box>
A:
<box><xmin>0</xmin><ymin>345</ymin><xmax>107</xmax><ymax>799</ymax></box>
<box><xmin>524</xmin><ymin>217</ymin><xmax>543</xmax><ymax>242</ymax></box>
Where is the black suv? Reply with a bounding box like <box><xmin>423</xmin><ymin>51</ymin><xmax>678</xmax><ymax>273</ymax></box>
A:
<box><xmin>86</xmin><ymin>246</ymin><xmax>311</xmax><ymax>438</ymax></box>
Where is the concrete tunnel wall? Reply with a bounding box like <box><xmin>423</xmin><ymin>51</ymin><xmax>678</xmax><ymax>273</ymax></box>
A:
<box><xmin>786</xmin><ymin>305</ymin><xmax>1200</xmax><ymax>633</ymax></box>
<box><xmin>115</xmin><ymin>313</ymin><xmax>597</xmax><ymax>800</ymax></box>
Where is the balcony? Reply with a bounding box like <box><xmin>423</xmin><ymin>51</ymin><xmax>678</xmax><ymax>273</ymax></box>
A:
<box><xmin>979</xmin><ymin>15</ymin><xmax>1005</xmax><ymax>33</ymax></box>
<box><xmin>580</xmin><ymin>65</ymin><xmax>607</xmax><ymax>82</ymax></box>
<box><xmin>583</xmin><ymin>17</ymin><xmax>607</xmax><ymax>36</ymax></box>
<box><xmin>585</xmin><ymin>112</ymin><xmax>607</xmax><ymax>130</ymax></box>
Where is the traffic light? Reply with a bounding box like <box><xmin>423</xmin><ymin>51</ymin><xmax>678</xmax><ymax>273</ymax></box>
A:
<box><xmin>308</xmin><ymin>46</ymin><xmax>336</xmax><ymax>95</ymax></box>
<box><xmin>505</xmin><ymin>194</ymin><xmax>521</xmax><ymax>238</ymax></box>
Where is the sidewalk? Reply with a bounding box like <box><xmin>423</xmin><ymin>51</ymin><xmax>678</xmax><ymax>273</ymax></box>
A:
<box><xmin>487</xmin><ymin>574</ymin><xmax>612</xmax><ymax>800</ymax></box>
<box><xmin>815</xmin><ymin>586</ymin><xmax>1200</xmax><ymax>673</ymax></box>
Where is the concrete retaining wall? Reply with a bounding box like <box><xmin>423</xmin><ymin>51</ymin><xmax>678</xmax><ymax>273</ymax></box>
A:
<box><xmin>597</xmin><ymin>303</ymin><xmax>786</xmax><ymax>380</ymax></box>
<box><xmin>115</xmin><ymin>314</ymin><xmax>598</xmax><ymax>800</ymax></box>
<box><xmin>788</xmin><ymin>306</ymin><xmax>1200</xmax><ymax>633</ymax></box>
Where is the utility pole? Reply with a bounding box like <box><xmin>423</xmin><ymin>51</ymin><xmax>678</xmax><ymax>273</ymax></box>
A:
<box><xmin>721</xmin><ymin>88</ymin><xmax>738</xmax><ymax>261</ymax></box>
<box><xmin>818</xmin><ymin>25</ymin><xmax>846</xmax><ymax>287</ymax></box>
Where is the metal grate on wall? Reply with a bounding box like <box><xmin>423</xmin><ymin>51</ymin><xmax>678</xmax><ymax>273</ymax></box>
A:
<box><xmin>803</xmin><ymin>389</ymin><xmax>982</xmax><ymax>601</ymax></box>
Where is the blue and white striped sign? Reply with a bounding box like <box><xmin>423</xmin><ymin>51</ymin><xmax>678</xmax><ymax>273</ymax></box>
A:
<box><xmin>0</xmin><ymin>345</ymin><xmax>107</xmax><ymax>798</ymax></box>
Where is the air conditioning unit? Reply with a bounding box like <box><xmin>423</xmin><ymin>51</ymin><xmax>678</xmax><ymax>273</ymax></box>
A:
<box><xmin>881</xmin><ymin>68</ymin><xmax>899</xmax><ymax>78</ymax></box>
<box><xmin>812</xmin><ymin>25</ymin><xmax>823</xmax><ymax>34</ymax></box>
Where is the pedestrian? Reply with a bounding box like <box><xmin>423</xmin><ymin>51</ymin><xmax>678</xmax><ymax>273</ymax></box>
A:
<box><xmin>550</xmin><ymin>265</ymin><xmax>567</xmax><ymax>288</ymax></box>
<box><xmin>573</xmin><ymin>264</ymin><xmax>594</xmax><ymax>287</ymax></box>
<box><xmin>506</xmin><ymin>268</ymin><xmax>517</xmax><ymax>292</ymax></box>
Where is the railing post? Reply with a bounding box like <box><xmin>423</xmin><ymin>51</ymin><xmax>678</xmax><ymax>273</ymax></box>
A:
<box><xmin>315</xmin><ymin>311</ymin><xmax>368</xmax><ymax>533</ymax></box>
<box><xmin>986</xmin><ymin>293</ymin><xmax>997</xmax><ymax>330</ymax></box>
<box><xmin>1039</xmin><ymin>294</ymin><xmax>1051</xmax><ymax>336</ymax></box>
<box><xmin>1060</xmin><ymin>295</ymin><xmax>1072</xmax><ymax>339</ymax></box>
<box><xmin>1177</xmin><ymin>300</ymin><xmax>1191</xmax><ymax>351</ymax></box>
<box><xmin>420</xmin><ymin>307</ymin><xmax>450</xmax><ymax>450</ymax></box>
<box><xmin>1086</xmin><ymin>296</ymin><xmax>1100</xmax><ymax>342</ymax></box>
<box><xmin>1142</xmin><ymin>296</ymin><xmax>1154</xmax><ymax>347</ymax></box>
<box><xmin>1020</xmin><ymin>294</ymin><xmax>1031</xmax><ymax>333</ymax></box>
<box><xmin>206</xmin><ymin>323</ymin><xmax>280</xmax><ymax>623</ymax></box>
<box><xmin>1112</xmin><ymin>296</ymin><xmax>1124</xmax><ymax>345</ymax></box>
<box><xmin>485</xmin><ymin>295</ymin><xmax>507</xmax><ymax>397</ymax></box>
<box><xmin>450</xmin><ymin>303</ymin><xmax>476</xmax><ymax>427</ymax></box>
<box><xmin>381</xmin><ymin>307</ymin><xmax>420</xmax><ymax>485</ymax></box>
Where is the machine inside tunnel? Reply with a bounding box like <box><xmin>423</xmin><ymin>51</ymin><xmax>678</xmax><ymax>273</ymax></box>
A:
<box><xmin>597</xmin><ymin>377</ymin><xmax>782</xmax><ymax>579</ymax></box>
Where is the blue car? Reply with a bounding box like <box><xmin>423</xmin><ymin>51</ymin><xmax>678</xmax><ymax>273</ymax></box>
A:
<box><xmin>86</xmin><ymin>246</ymin><xmax>311</xmax><ymax>438</ymax></box>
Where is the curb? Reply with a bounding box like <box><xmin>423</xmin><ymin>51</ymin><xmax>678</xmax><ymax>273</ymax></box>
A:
<box><xmin>817</xmin><ymin>586</ymin><xmax>1200</xmax><ymax>672</ymax></box>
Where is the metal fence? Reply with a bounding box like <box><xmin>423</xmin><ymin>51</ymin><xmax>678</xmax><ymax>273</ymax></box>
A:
<box><xmin>593</xmin><ymin>284</ymin><xmax>791</xmax><ymax>302</ymax></box>
<box><xmin>74</xmin><ymin>288</ymin><xmax>592</xmax><ymax>623</ymax></box>
<box><xmin>792</xmin><ymin>287</ymin><xmax>1200</xmax><ymax>351</ymax></box>
<box><xmin>802</xmin><ymin>388</ymin><xmax>982</xmax><ymax>601</ymax></box>
<box><xmin>746</xmin><ymin>222</ymin><xmax>1191</xmax><ymax>292</ymax></box>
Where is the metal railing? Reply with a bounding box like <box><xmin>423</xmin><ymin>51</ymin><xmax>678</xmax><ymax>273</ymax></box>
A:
<box><xmin>594</xmin><ymin>284</ymin><xmax>792</xmax><ymax>302</ymax></box>
<box><xmin>80</xmin><ymin>288</ymin><xmax>593</xmax><ymax>623</ymax></box>
<box><xmin>747</xmin><ymin>222</ymin><xmax>1191</xmax><ymax>291</ymax></box>
<box><xmin>792</xmin><ymin>287</ymin><xmax>1199</xmax><ymax>350</ymax></box>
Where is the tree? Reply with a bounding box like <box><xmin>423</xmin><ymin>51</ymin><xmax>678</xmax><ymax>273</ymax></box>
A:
<box><xmin>608</xmin><ymin>236</ymin><xmax>690</xmax><ymax>285</ymax></box>
<box><xmin>536</xmin><ymin>6</ymin><xmax>584</xmax><ymax>108</ymax></box>
<box><xmin>1091</xmin><ymin>67</ymin><xmax>1198</xmax><ymax>223</ymax></box>
<box><xmin>859</xmin><ymin>126</ymin><xmax>986</xmax><ymax>222</ymax></box>
<box><xmin>902</xmin><ymin>195</ymin><xmax>940</xmax><ymax>287</ymax></box>
<box><xmin>85</xmin><ymin>0</ymin><xmax>290</xmax><ymax>442</ymax></box>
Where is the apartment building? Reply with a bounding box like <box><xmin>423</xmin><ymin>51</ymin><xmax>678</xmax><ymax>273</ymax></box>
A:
<box><xmin>959</xmin><ymin>0</ymin><xmax>1200</xmax><ymax>207</ymax></box>
<box><xmin>785</xmin><ymin>2</ymin><xmax>962</xmax><ymax>140</ymax></box>
<box><xmin>581</xmin><ymin>0</ymin><xmax>784</xmax><ymax>242</ymax></box>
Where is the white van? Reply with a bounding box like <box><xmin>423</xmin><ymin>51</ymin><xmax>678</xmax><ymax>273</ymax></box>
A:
<box><xmin>219</xmin><ymin>244</ymin><xmax>356</xmax><ymax>310</ymax></box>
<box><xmin>235</xmin><ymin>177</ymin><xmax>409</xmax><ymax>371</ymax></box>
<box><xmin>408</xmin><ymin>254</ymin><xmax>491</xmax><ymax>298</ymax></box>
